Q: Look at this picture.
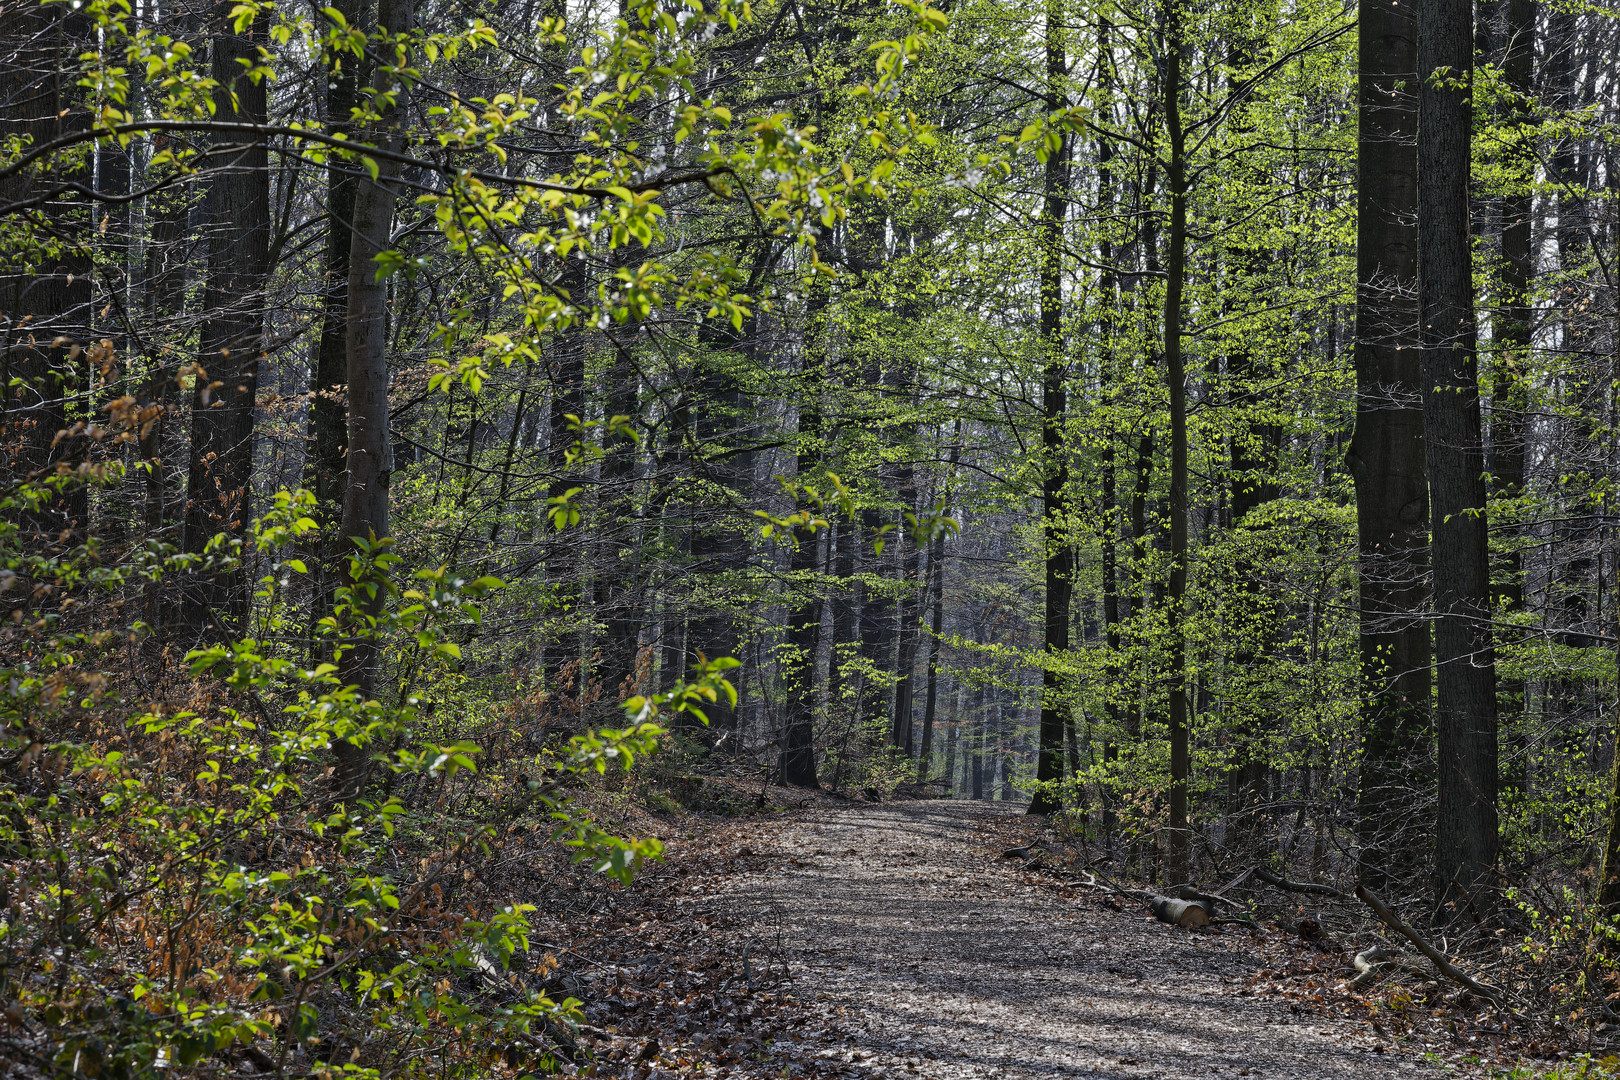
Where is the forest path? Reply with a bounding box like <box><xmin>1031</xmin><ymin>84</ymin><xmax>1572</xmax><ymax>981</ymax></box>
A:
<box><xmin>706</xmin><ymin>800</ymin><xmax>1436</xmax><ymax>1080</ymax></box>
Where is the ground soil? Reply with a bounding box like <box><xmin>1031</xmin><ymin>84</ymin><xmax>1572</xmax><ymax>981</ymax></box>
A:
<box><xmin>675</xmin><ymin>799</ymin><xmax>1442</xmax><ymax>1079</ymax></box>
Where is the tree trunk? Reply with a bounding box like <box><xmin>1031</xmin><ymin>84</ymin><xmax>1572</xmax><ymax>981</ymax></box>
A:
<box><xmin>1126</xmin><ymin>430</ymin><xmax>1153</xmax><ymax>741</ymax></box>
<box><xmin>684</xmin><ymin>304</ymin><xmax>762</xmax><ymax>737</ymax></box>
<box><xmin>889</xmin><ymin>422</ymin><xmax>922</xmax><ymax>755</ymax></box>
<box><xmin>918</xmin><ymin>431</ymin><xmax>958</xmax><ymax>773</ymax></box>
<box><xmin>859</xmin><ymin>502</ymin><xmax>896</xmax><ymax>737</ymax></box>
<box><xmin>304</xmin><ymin>0</ymin><xmax>366</xmax><ymax>643</ymax></box>
<box><xmin>543</xmin><ymin>263</ymin><xmax>587</xmax><ymax>685</ymax></box>
<box><xmin>333</xmin><ymin>0</ymin><xmax>413</xmax><ymax>795</ymax></box>
<box><xmin>829</xmin><ymin>511</ymin><xmax>858</xmax><ymax>715</ymax></box>
<box><xmin>1493</xmin><ymin>0</ymin><xmax>1533</xmax><ymax>805</ymax></box>
<box><xmin>182</xmin><ymin>7</ymin><xmax>273</xmax><ymax>635</ymax></box>
<box><xmin>1350</xmin><ymin>0</ymin><xmax>1431</xmax><ymax>889</ymax></box>
<box><xmin>781</xmin><ymin>294</ymin><xmax>828</xmax><ymax>787</ymax></box>
<box><xmin>1096</xmin><ymin>16</ymin><xmax>1121</xmax><ymax>840</ymax></box>
<box><xmin>592</xmin><ymin>340</ymin><xmax>644</xmax><ymax>706</ymax></box>
<box><xmin>0</xmin><ymin>2</ymin><xmax>93</xmax><ymax>549</ymax></box>
<box><xmin>1161</xmin><ymin>0</ymin><xmax>1192</xmax><ymax>877</ymax></box>
<box><xmin>1418</xmin><ymin>0</ymin><xmax>1497</xmax><ymax>919</ymax></box>
<box><xmin>1031</xmin><ymin>0</ymin><xmax>1071</xmax><ymax>815</ymax></box>
<box><xmin>1597</xmin><ymin>543</ymin><xmax>1620</xmax><ymax>921</ymax></box>
<box><xmin>971</xmin><ymin>684</ymin><xmax>986</xmax><ymax>800</ymax></box>
<box><xmin>1220</xmin><ymin>7</ymin><xmax>1281</xmax><ymax>854</ymax></box>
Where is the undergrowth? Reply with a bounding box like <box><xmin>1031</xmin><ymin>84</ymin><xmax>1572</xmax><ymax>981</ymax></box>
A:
<box><xmin>0</xmin><ymin>470</ymin><xmax>737</xmax><ymax>1079</ymax></box>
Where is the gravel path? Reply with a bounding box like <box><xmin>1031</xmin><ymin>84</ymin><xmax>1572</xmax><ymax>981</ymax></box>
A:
<box><xmin>707</xmin><ymin>800</ymin><xmax>1440</xmax><ymax>1080</ymax></box>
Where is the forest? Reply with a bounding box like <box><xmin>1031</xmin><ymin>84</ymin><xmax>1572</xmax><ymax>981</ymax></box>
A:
<box><xmin>2</xmin><ymin>0</ymin><xmax>1620</xmax><ymax>1073</ymax></box>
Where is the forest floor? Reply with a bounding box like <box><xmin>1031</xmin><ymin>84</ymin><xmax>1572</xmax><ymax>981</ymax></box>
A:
<box><xmin>557</xmin><ymin>796</ymin><xmax>1576</xmax><ymax>1079</ymax></box>
<box><xmin>691</xmin><ymin>799</ymin><xmax>1436</xmax><ymax>1079</ymax></box>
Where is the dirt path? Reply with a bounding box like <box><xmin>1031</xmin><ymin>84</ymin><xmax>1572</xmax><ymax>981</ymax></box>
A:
<box><xmin>698</xmin><ymin>801</ymin><xmax>1436</xmax><ymax>1079</ymax></box>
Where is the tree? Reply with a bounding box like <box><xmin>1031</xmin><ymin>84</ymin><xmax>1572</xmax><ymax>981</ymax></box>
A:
<box><xmin>1030</xmin><ymin>0</ymin><xmax>1072</xmax><ymax>817</ymax></box>
<box><xmin>1</xmin><ymin>1</ymin><xmax>93</xmax><ymax>547</ymax></box>
<box><xmin>1349</xmin><ymin>0</ymin><xmax>1430</xmax><ymax>888</ymax></box>
<box><xmin>333</xmin><ymin>0</ymin><xmax>413</xmax><ymax>794</ymax></box>
<box><xmin>182</xmin><ymin>6</ymin><xmax>273</xmax><ymax>634</ymax></box>
<box><xmin>1159</xmin><ymin>0</ymin><xmax>1192</xmax><ymax>876</ymax></box>
<box><xmin>1417</xmin><ymin>0</ymin><xmax>1497</xmax><ymax>918</ymax></box>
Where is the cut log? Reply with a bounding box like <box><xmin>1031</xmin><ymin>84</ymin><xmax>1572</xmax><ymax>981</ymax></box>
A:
<box><xmin>1163</xmin><ymin>883</ymin><xmax>1221</xmax><ymax>913</ymax></box>
<box><xmin>1149</xmin><ymin>896</ymin><xmax>1211</xmax><ymax>928</ymax></box>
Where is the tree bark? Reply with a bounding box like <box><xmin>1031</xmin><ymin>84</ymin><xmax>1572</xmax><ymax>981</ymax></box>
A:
<box><xmin>1418</xmin><ymin>0</ymin><xmax>1497</xmax><ymax>919</ymax></box>
<box><xmin>304</xmin><ymin>0</ymin><xmax>366</xmax><ymax>642</ymax></box>
<box><xmin>1031</xmin><ymin>0</ymin><xmax>1071</xmax><ymax>815</ymax></box>
<box><xmin>1350</xmin><ymin>0</ymin><xmax>1431</xmax><ymax>889</ymax></box>
<box><xmin>0</xmin><ymin>2</ymin><xmax>94</xmax><ymax>549</ymax></box>
<box><xmin>918</xmin><ymin>428</ymin><xmax>958</xmax><ymax>773</ymax></box>
<box><xmin>1493</xmin><ymin>0</ymin><xmax>1533</xmax><ymax>804</ymax></box>
<box><xmin>333</xmin><ymin>0</ymin><xmax>413</xmax><ymax>795</ymax></box>
<box><xmin>890</xmin><ymin>473</ymin><xmax>922</xmax><ymax>757</ymax></box>
<box><xmin>592</xmin><ymin>339</ymin><xmax>644</xmax><ymax>706</ymax></box>
<box><xmin>543</xmin><ymin>262</ymin><xmax>587</xmax><ymax>685</ymax></box>
<box><xmin>182</xmin><ymin>5</ymin><xmax>273</xmax><ymax>635</ymax></box>
<box><xmin>684</xmin><ymin>304</ymin><xmax>762</xmax><ymax>737</ymax></box>
<box><xmin>1160</xmin><ymin>0</ymin><xmax>1191</xmax><ymax>876</ymax></box>
<box><xmin>781</xmin><ymin>291</ymin><xmax>828</xmax><ymax>787</ymax></box>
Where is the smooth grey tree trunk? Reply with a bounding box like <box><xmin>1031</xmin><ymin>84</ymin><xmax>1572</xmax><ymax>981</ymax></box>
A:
<box><xmin>781</xmin><ymin>291</ymin><xmax>828</xmax><ymax>787</ymax></box>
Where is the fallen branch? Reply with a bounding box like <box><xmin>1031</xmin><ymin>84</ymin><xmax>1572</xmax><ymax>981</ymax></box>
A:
<box><xmin>1353</xmin><ymin>884</ymin><xmax>1520</xmax><ymax>1017</ymax></box>
<box><xmin>1077</xmin><ymin>869</ymin><xmax>1155</xmax><ymax>902</ymax></box>
<box><xmin>1252</xmin><ymin>867</ymin><xmax>1348</xmax><ymax>900</ymax></box>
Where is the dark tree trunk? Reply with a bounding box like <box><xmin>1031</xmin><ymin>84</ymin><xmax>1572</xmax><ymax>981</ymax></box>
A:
<box><xmin>890</xmin><ymin>456</ymin><xmax>922</xmax><ymax>757</ymax></box>
<box><xmin>1350</xmin><ymin>0</ymin><xmax>1431</xmax><ymax>889</ymax></box>
<box><xmin>1599</xmin><ymin>544</ymin><xmax>1620</xmax><ymax>919</ymax></box>
<box><xmin>1418</xmin><ymin>0</ymin><xmax>1497</xmax><ymax>918</ymax></box>
<box><xmin>333</xmin><ymin>0</ymin><xmax>412</xmax><ymax>795</ymax></box>
<box><xmin>918</xmin><ymin>433</ymin><xmax>958</xmax><ymax>773</ymax></box>
<box><xmin>1126</xmin><ymin>430</ymin><xmax>1153</xmax><ymax>741</ymax></box>
<box><xmin>1031</xmin><ymin>0</ymin><xmax>1072</xmax><ymax>815</ymax></box>
<box><xmin>304</xmin><ymin>0</ymin><xmax>366</xmax><ymax>639</ymax></box>
<box><xmin>1160</xmin><ymin>0</ymin><xmax>1191</xmax><ymax>876</ymax></box>
<box><xmin>1095</xmin><ymin>21</ymin><xmax>1121</xmax><ymax>839</ymax></box>
<box><xmin>1220</xmin><ymin>9</ymin><xmax>1281</xmax><ymax>854</ymax></box>
<box><xmin>182</xmin><ymin>8</ymin><xmax>273</xmax><ymax>634</ymax></box>
<box><xmin>828</xmin><ymin>511</ymin><xmax>858</xmax><ymax>714</ymax></box>
<box><xmin>858</xmin><ymin>502</ymin><xmax>896</xmax><ymax>735</ymax></box>
<box><xmin>1492</xmin><ymin>0</ymin><xmax>1533</xmax><ymax>803</ymax></box>
<box><xmin>971</xmin><ymin>684</ymin><xmax>986</xmax><ymax>800</ymax></box>
<box><xmin>0</xmin><ymin>3</ymin><xmax>94</xmax><ymax>550</ymax></box>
